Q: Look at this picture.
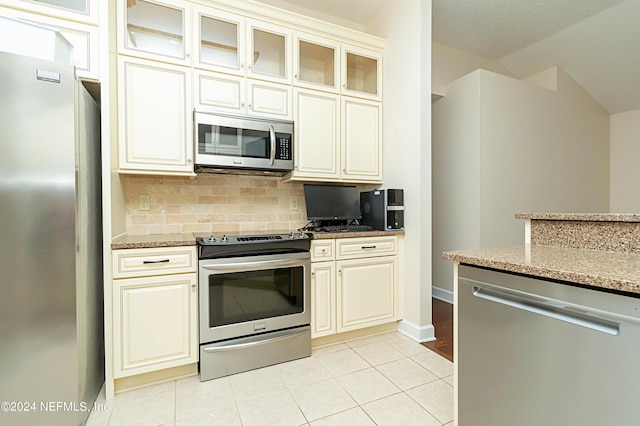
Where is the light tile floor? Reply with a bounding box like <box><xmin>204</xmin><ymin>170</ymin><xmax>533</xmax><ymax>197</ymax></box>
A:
<box><xmin>86</xmin><ymin>331</ymin><xmax>454</xmax><ymax>426</ymax></box>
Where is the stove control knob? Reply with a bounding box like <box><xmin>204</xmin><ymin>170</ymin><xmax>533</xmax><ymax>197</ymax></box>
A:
<box><xmin>298</xmin><ymin>231</ymin><xmax>306</xmax><ymax>239</ymax></box>
<box><xmin>205</xmin><ymin>235</ymin><xmax>215</xmax><ymax>243</ymax></box>
<box><xmin>288</xmin><ymin>232</ymin><xmax>295</xmax><ymax>239</ymax></box>
<box><xmin>220</xmin><ymin>235</ymin><xmax>229</xmax><ymax>243</ymax></box>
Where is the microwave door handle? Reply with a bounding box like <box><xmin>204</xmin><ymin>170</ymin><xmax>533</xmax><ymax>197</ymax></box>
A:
<box><xmin>269</xmin><ymin>125</ymin><xmax>276</xmax><ymax>166</ymax></box>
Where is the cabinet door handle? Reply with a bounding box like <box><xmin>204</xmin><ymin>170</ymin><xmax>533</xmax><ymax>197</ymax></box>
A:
<box><xmin>361</xmin><ymin>245</ymin><xmax>377</xmax><ymax>250</ymax></box>
<box><xmin>143</xmin><ymin>259</ymin><xmax>170</xmax><ymax>264</ymax></box>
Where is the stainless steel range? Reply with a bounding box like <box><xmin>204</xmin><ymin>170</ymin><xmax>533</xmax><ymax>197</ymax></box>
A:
<box><xmin>196</xmin><ymin>231</ymin><xmax>312</xmax><ymax>381</ymax></box>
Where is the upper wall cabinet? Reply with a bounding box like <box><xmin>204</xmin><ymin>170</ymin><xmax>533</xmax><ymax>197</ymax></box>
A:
<box><xmin>119</xmin><ymin>0</ymin><xmax>191</xmax><ymax>65</ymax></box>
<box><xmin>342</xmin><ymin>44</ymin><xmax>382</xmax><ymax>101</ymax></box>
<box><xmin>294</xmin><ymin>32</ymin><xmax>339</xmax><ymax>93</ymax></box>
<box><xmin>194</xmin><ymin>6</ymin><xmax>245</xmax><ymax>75</ymax></box>
<box><xmin>0</xmin><ymin>5</ymin><xmax>99</xmax><ymax>80</ymax></box>
<box><xmin>246</xmin><ymin>20</ymin><xmax>292</xmax><ymax>84</ymax></box>
<box><xmin>193</xmin><ymin>6</ymin><xmax>292</xmax><ymax>85</ymax></box>
<box><xmin>118</xmin><ymin>56</ymin><xmax>194</xmax><ymax>175</ymax></box>
<box><xmin>1</xmin><ymin>0</ymin><xmax>98</xmax><ymax>23</ymax></box>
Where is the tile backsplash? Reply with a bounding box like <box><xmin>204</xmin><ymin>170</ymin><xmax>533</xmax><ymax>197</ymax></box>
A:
<box><xmin>123</xmin><ymin>174</ymin><xmax>308</xmax><ymax>235</ymax></box>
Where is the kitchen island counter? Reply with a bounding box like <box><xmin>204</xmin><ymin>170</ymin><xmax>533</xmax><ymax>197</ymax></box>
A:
<box><xmin>444</xmin><ymin>244</ymin><xmax>640</xmax><ymax>296</ymax></box>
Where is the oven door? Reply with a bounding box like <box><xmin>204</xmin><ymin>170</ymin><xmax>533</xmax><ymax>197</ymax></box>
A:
<box><xmin>198</xmin><ymin>252</ymin><xmax>310</xmax><ymax>344</ymax></box>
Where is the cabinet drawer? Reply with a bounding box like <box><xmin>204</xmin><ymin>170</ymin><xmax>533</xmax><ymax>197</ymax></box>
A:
<box><xmin>311</xmin><ymin>240</ymin><xmax>335</xmax><ymax>261</ymax></box>
<box><xmin>113</xmin><ymin>246</ymin><xmax>197</xmax><ymax>278</ymax></box>
<box><xmin>336</xmin><ymin>236</ymin><xmax>397</xmax><ymax>259</ymax></box>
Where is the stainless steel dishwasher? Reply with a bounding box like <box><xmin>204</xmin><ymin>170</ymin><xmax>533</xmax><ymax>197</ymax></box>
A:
<box><xmin>457</xmin><ymin>265</ymin><xmax>640</xmax><ymax>426</ymax></box>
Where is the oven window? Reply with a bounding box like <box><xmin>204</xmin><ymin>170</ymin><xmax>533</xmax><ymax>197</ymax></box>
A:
<box><xmin>208</xmin><ymin>266</ymin><xmax>304</xmax><ymax>327</ymax></box>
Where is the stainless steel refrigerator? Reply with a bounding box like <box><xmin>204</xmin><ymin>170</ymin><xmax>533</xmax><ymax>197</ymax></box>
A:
<box><xmin>0</xmin><ymin>51</ymin><xmax>104</xmax><ymax>426</ymax></box>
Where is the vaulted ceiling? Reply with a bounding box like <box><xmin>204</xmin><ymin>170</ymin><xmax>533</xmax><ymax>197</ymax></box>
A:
<box><xmin>255</xmin><ymin>0</ymin><xmax>640</xmax><ymax>114</ymax></box>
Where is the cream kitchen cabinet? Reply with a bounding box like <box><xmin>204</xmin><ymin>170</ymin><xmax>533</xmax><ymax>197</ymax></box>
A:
<box><xmin>0</xmin><ymin>5</ymin><xmax>99</xmax><ymax>80</ymax></box>
<box><xmin>246</xmin><ymin>19</ymin><xmax>292</xmax><ymax>84</ymax></box>
<box><xmin>294</xmin><ymin>32</ymin><xmax>340</xmax><ymax>93</ymax></box>
<box><xmin>1</xmin><ymin>0</ymin><xmax>98</xmax><ymax>24</ymax></box>
<box><xmin>293</xmin><ymin>89</ymin><xmax>381</xmax><ymax>182</ymax></box>
<box><xmin>119</xmin><ymin>0</ymin><xmax>191</xmax><ymax>65</ymax></box>
<box><xmin>194</xmin><ymin>6</ymin><xmax>245</xmax><ymax>75</ymax></box>
<box><xmin>195</xmin><ymin>69</ymin><xmax>292</xmax><ymax>119</ymax></box>
<box><xmin>292</xmin><ymin>88</ymin><xmax>340</xmax><ymax>179</ymax></box>
<box><xmin>310</xmin><ymin>239</ymin><xmax>336</xmax><ymax>338</ymax></box>
<box><xmin>194</xmin><ymin>6</ymin><xmax>292</xmax><ymax>85</ymax></box>
<box><xmin>336</xmin><ymin>255</ymin><xmax>396</xmax><ymax>332</ymax></box>
<box><xmin>341</xmin><ymin>97</ymin><xmax>382</xmax><ymax>181</ymax></box>
<box><xmin>310</xmin><ymin>261</ymin><xmax>336</xmax><ymax>338</ymax></box>
<box><xmin>342</xmin><ymin>44</ymin><xmax>382</xmax><ymax>101</ymax></box>
<box><xmin>118</xmin><ymin>56</ymin><xmax>194</xmax><ymax>175</ymax></box>
<box><xmin>112</xmin><ymin>246</ymin><xmax>198</xmax><ymax>378</ymax></box>
<box><xmin>310</xmin><ymin>236</ymin><xmax>398</xmax><ymax>338</ymax></box>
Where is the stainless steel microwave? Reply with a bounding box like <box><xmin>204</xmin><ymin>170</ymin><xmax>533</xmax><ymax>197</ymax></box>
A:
<box><xmin>194</xmin><ymin>111</ymin><xmax>294</xmax><ymax>174</ymax></box>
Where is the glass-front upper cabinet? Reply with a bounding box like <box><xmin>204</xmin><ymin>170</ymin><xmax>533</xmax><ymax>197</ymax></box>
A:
<box><xmin>247</xmin><ymin>20</ymin><xmax>292</xmax><ymax>84</ymax></box>
<box><xmin>195</xmin><ymin>7</ymin><xmax>245</xmax><ymax>75</ymax></box>
<box><xmin>12</xmin><ymin>0</ymin><xmax>97</xmax><ymax>23</ymax></box>
<box><xmin>342</xmin><ymin>45</ymin><xmax>382</xmax><ymax>101</ymax></box>
<box><xmin>120</xmin><ymin>0</ymin><xmax>190</xmax><ymax>64</ymax></box>
<box><xmin>294</xmin><ymin>33</ymin><xmax>339</xmax><ymax>93</ymax></box>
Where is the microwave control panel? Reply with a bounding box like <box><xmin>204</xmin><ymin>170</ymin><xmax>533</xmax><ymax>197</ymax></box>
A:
<box><xmin>276</xmin><ymin>136</ymin><xmax>292</xmax><ymax>160</ymax></box>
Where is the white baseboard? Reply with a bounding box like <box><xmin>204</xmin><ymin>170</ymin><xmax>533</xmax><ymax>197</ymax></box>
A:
<box><xmin>432</xmin><ymin>286</ymin><xmax>454</xmax><ymax>304</ymax></box>
<box><xmin>397</xmin><ymin>319</ymin><xmax>435</xmax><ymax>343</ymax></box>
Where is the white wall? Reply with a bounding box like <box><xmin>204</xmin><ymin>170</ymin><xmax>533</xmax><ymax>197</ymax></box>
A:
<box><xmin>431</xmin><ymin>41</ymin><xmax>513</xmax><ymax>96</ymax></box>
<box><xmin>433</xmin><ymin>68</ymin><xmax>610</xmax><ymax>292</ymax></box>
<box><xmin>610</xmin><ymin>108</ymin><xmax>640</xmax><ymax>212</ymax></box>
<box><xmin>366</xmin><ymin>0</ymin><xmax>434</xmax><ymax>342</ymax></box>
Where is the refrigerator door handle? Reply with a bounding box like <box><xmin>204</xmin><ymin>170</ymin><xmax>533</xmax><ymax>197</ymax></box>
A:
<box><xmin>471</xmin><ymin>284</ymin><xmax>621</xmax><ymax>335</ymax></box>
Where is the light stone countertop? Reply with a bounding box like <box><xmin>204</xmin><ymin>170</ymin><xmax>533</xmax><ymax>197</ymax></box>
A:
<box><xmin>111</xmin><ymin>233</ymin><xmax>197</xmax><ymax>249</ymax></box>
<box><xmin>111</xmin><ymin>229</ymin><xmax>405</xmax><ymax>249</ymax></box>
<box><xmin>515</xmin><ymin>212</ymin><xmax>640</xmax><ymax>222</ymax></box>
<box><xmin>310</xmin><ymin>229</ymin><xmax>405</xmax><ymax>239</ymax></box>
<box><xmin>443</xmin><ymin>244</ymin><xmax>640</xmax><ymax>296</ymax></box>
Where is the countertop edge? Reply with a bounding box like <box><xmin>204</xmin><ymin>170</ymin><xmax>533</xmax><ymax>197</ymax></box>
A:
<box><xmin>515</xmin><ymin>213</ymin><xmax>640</xmax><ymax>222</ymax></box>
<box><xmin>111</xmin><ymin>233</ymin><xmax>197</xmax><ymax>250</ymax></box>
<box><xmin>443</xmin><ymin>245</ymin><xmax>640</xmax><ymax>296</ymax></box>
<box><xmin>111</xmin><ymin>230</ymin><xmax>405</xmax><ymax>249</ymax></box>
<box><xmin>310</xmin><ymin>229</ymin><xmax>405</xmax><ymax>239</ymax></box>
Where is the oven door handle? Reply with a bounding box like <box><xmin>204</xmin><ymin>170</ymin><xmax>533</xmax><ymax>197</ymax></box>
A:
<box><xmin>202</xmin><ymin>327</ymin><xmax>308</xmax><ymax>353</ymax></box>
<box><xmin>200</xmin><ymin>257</ymin><xmax>308</xmax><ymax>273</ymax></box>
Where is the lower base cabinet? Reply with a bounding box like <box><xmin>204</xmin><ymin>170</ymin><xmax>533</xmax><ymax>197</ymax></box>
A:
<box><xmin>112</xmin><ymin>247</ymin><xmax>198</xmax><ymax>378</ymax></box>
<box><xmin>337</xmin><ymin>256</ymin><xmax>396</xmax><ymax>332</ymax></box>
<box><xmin>310</xmin><ymin>236</ymin><xmax>398</xmax><ymax>338</ymax></box>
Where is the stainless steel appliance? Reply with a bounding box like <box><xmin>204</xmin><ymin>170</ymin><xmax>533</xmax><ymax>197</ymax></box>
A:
<box><xmin>197</xmin><ymin>232</ymin><xmax>312</xmax><ymax>381</ymax></box>
<box><xmin>194</xmin><ymin>111</ymin><xmax>294</xmax><ymax>175</ymax></box>
<box><xmin>0</xmin><ymin>51</ymin><xmax>103</xmax><ymax>425</ymax></box>
<box><xmin>458</xmin><ymin>265</ymin><xmax>640</xmax><ymax>426</ymax></box>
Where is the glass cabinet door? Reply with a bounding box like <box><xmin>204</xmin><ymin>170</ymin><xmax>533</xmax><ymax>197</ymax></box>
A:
<box><xmin>21</xmin><ymin>0</ymin><xmax>88</xmax><ymax>13</ymax></box>
<box><xmin>295</xmin><ymin>33</ymin><xmax>339</xmax><ymax>92</ymax></box>
<box><xmin>123</xmin><ymin>0</ymin><xmax>188</xmax><ymax>62</ymax></box>
<box><xmin>342</xmin><ymin>45</ymin><xmax>382</xmax><ymax>100</ymax></box>
<box><xmin>196</xmin><ymin>8</ymin><xmax>245</xmax><ymax>75</ymax></box>
<box><xmin>15</xmin><ymin>0</ymin><xmax>97</xmax><ymax>22</ymax></box>
<box><xmin>247</xmin><ymin>21</ymin><xmax>291</xmax><ymax>83</ymax></box>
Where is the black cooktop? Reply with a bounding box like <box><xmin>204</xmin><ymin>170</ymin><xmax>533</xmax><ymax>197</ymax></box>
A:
<box><xmin>196</xmin><ymin>232</ymin><xmax>311</xmax><ymax>246</ymax></box>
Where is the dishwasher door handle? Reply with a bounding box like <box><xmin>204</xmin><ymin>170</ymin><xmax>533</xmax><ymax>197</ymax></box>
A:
<box><xmin>471</xmin><ymin>285</ymin><xmax>621</xmax><ymax>336</ymax></box>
